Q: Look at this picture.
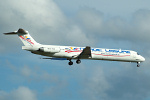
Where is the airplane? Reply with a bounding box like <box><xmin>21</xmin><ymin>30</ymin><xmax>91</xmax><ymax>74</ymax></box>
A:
<box><xmin>4</xmin><ymin>28</ymin><xmax>145</xmax><ymax>67</ymax></box>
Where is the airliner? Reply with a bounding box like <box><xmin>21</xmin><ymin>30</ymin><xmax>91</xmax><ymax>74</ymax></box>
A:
<box><xmin>4</xmin><ymin>28</ymin><xmax>145</xmax><ymax>67</ymax></box>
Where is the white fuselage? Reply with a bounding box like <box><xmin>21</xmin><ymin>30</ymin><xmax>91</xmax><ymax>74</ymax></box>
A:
<box><xmin>23</xmin><ymin>45</ymin><xmax>145</xmax><ymax>63</ymax></box>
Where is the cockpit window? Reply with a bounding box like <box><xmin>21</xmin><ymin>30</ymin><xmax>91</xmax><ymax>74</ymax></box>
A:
<box><xmin>137</xmin><ymin>53</ymin><xmax>139</xmax><ymax>55</ymax></box>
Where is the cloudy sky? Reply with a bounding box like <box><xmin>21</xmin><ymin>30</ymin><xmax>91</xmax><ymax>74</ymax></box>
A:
<box><xmin>0</xmin><ymin>0</ymin><xmax>150</xmax><ymax>100</ymax></box>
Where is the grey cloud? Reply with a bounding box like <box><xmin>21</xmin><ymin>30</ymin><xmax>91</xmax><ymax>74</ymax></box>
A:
<box><xmin>0</xmin><ymin>0</ymin><xmax>67</xmax><ymax>48</ymax></box>
<box><xmin>105</xmin><ymin>68</ymin><xmax>150</xmax><ymax>100</ymax></box>
<box><xmin>0</xmin><ymin>0</ymin><xmax>96</xmax><ymax>53</ymax></box>
<box><xmin>81</xmin><ymin>67</ymin><xmax>111</xmax><ymax>100</ymax></box>
<box><xmin>131</xmin><ymin>9</ymin><xmax>150</xmax><ymax>41</ymax></box>
<box><xmin>79</xmin><ymin>64</ymin><xmax>150</xmax><ymax>100</ymax></box>
<box><xmin>76</xmin><ymin>8</ymin><xmax>150</xmax><ymax>44</ymax></box>
<box><xmin>4</xmin><ymin>61</ymin><xmax>74</xmax><ymax>100</ymax></box>
<box><xmin>6</xmin><ymin>62</ymin><xmax>59</xmax><ymax>83</ymax></box>
<box><xmin>0</xmin><ymin>86</ymin><xmax>37</xmax><ymax>100</ymax></box>
<box><xmin>77</xmin><ymin>7</ymin><xmax>104</xmax><ymax>32</ymax></box>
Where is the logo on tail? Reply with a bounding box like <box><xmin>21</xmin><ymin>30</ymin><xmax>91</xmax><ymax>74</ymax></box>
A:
<box><xmin>19</xmin><ymin>35</ymin><xmax>34</xmax><ymax>45</ymax></box>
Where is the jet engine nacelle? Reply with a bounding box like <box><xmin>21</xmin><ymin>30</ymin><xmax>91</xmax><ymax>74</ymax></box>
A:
<box><xmin>39</xmin><ymin>47</ymin><xmax>60</xmax><ymax>53</ymax></box>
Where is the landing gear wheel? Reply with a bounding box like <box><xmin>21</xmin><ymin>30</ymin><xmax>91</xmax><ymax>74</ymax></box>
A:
<box><xmin>76</xmin><ymin>59</ymin><xmax>81</xmax><ymax>64</ymax></box>
<box><xmin>68</xmin><ymin>61</ymin><xmax>73</xmax><ymax>65</ymax></box>
<box><xmin>137</xmin><ymin>62</ymin><xmax>140</xmax><ymax>67</ymax></box>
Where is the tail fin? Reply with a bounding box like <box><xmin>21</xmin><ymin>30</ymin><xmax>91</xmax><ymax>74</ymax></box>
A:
<box><xmin>4</xmin><ymin>28</ymin><xmax>39</xmax><ymax>46</ymax></box>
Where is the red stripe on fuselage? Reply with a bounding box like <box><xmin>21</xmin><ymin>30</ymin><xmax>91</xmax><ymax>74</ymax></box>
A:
<box><xmin>92</xmin><ymin>53</ymin><xmax>130</xmax><ymax>57</ymax></box>
<box><xmin>65</xmin><ymin>50</ymin><xmax>82</xmax><ymax>53</ymax></box>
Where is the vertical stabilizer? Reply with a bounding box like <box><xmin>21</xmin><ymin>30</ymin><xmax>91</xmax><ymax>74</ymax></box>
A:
<box><xmin>17</xmin><ymin>29</ymin><xmax>39</xmax><ymax>46</ymax></box>
<box><xmin>4</xmin><ymin>28</ymin><xmax>40</xmax><ymax>46</ymax></box>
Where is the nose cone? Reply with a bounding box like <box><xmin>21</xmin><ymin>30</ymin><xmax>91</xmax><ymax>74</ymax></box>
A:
<box><xmin>140</xmin><ymin>56</ymin><xmax>145</xmax><ymax>62</ymax></box>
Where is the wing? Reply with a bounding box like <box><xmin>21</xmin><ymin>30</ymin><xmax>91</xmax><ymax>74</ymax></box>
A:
<box><xmin>76</xmin><ymin>46</ymin><xmax>92</xmax><ymax>59</ymax></box>
<box><xmin>41</xmin><ymin>57</ymin><xmax>67</xmax><ymax>60</ymax></box>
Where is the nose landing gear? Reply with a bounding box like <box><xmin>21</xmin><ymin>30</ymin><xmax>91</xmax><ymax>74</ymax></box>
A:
<box><xmin>137</xmin><ymin>62</ymin><xmax>140</xmax><ymax>67</ymax></box>
<box><xmin>68</xmin><ymin>60</ymin><xmax>73</xmax><ymax>65</ymax></box>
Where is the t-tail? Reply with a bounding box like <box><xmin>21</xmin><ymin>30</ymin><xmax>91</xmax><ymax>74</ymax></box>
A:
<box><xmin>4</xmin><ymin>28</ymin><xmax>39</xmax><ymax>46</ymax></box>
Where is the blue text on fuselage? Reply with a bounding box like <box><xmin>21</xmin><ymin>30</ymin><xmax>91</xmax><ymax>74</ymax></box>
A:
<box><xmin>65</xmin><ymin>47</ymin><xmax>130</xmax><ymax>53</ymax></box>
<box><xmin>105</xmin><ymin>49</ymin><xmax>130</xmax><ymax>53</ymax></box>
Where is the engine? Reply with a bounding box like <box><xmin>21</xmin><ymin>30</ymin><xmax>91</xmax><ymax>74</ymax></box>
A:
<box><xmin>39</xmin><ymin>47</ymin><xmax>60</xmax><ymax>53</ymax></box>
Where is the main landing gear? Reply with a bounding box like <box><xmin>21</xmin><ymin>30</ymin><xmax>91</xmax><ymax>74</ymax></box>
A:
<box><xmin>68</xmin><ymin>59</ymin><xmax>81</xmax><ymax>65</ymax></box>
<box><xmin>76</xmin><ymin>59</ymin><xmax>81</xmax><ymax>64</ymax></box>
<box><xmin>137</xmin><ymin>62</ymin><xmax>140</xmax><ymax>67</ymax></box>
<box><xmin>68</xmin><ymin>60</ymin><xmax>73</xmax><ymax>65</ymax></box>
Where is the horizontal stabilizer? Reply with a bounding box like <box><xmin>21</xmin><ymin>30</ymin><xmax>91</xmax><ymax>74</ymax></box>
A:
<box><xmin>4</xmin><ymin>32</ymin><xmax>17</xmax><ymax>35</ymax></box>
<box><xmin>3</xmin><ymin>28</ymin><xmax>28</xmax><ymax>35</ymax></box>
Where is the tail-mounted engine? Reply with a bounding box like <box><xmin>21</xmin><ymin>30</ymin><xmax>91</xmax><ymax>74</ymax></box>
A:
<box><xmin>39</xmin><ymin>47</ymin><xmax>60</xmax><ymax>53</ymax></box>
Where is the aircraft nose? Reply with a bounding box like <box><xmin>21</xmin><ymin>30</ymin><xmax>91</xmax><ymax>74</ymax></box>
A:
<box><xmin>140</xmin><ymin>56</ymin><xmax>145</xmax><ymax>62</ymax></box>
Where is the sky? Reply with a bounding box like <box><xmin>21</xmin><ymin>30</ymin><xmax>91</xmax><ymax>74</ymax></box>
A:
<box><xmin>0</xmin><ymin>0</ymin><xmax>150</xmax><ymax>100</ymax></box>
